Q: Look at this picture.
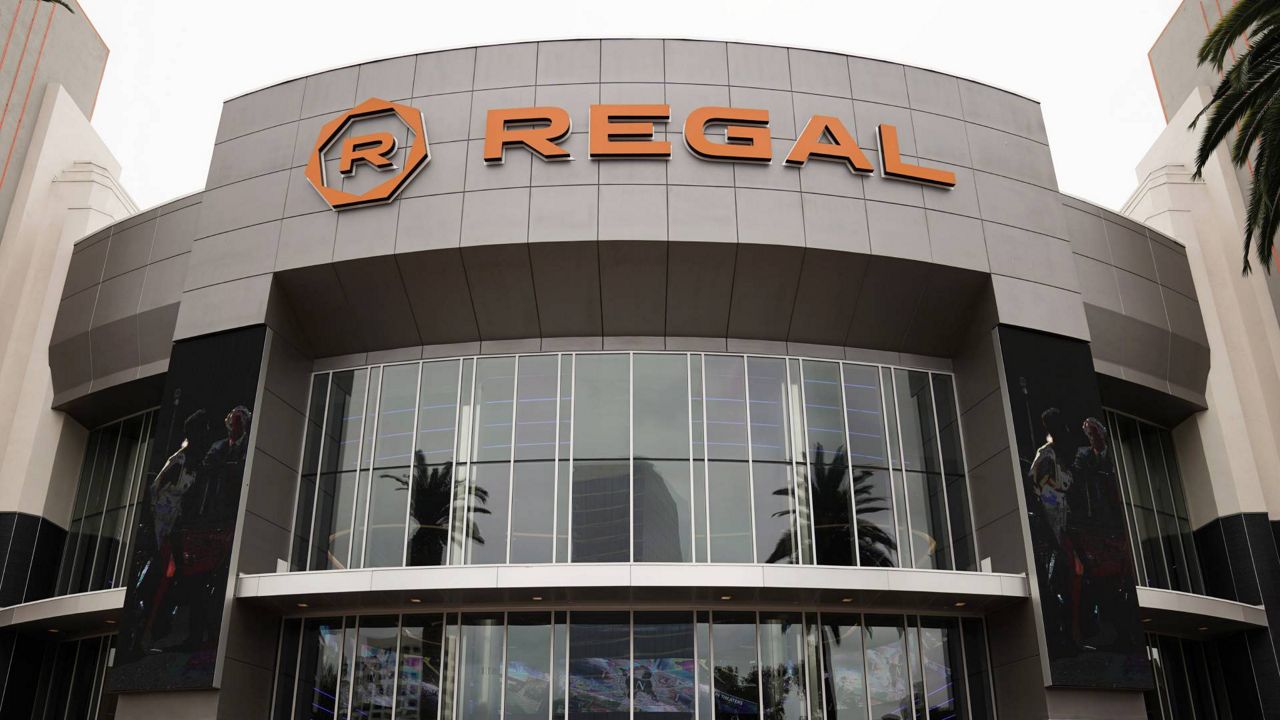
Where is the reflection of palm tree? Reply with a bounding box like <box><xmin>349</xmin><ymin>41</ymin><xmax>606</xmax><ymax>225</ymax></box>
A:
<box><xmin>764</xmin><ymin>444</ymin><xmax>896</xmax><ymax>568</ymax></box>
<box><xmin>390</xmin><ymin>450</ymin><xmax>488</xmax><ymax>566</ymax></box>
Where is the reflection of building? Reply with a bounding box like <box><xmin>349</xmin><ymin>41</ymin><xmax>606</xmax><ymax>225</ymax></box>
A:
<box><xmin>633</xmin><ymin>460</ymin><xmax>684</xmax><ymax>563</ymax></box>
<box><xmin>0</xmin><ymin>18</ymin><xmax>1274</xmax><ymax>720</ymax></box>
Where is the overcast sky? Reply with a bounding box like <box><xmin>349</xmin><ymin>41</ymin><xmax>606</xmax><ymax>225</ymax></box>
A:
<box><xmin>76</xmin><ymin>0</ymin><xmax>1182</xmax><ymax>213</ymax></box>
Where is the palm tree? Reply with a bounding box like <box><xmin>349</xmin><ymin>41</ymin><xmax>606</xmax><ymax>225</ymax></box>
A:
<box><xmin>393</xmin><ymin>451</ymin><xmax>489</xmax><ymax>566</ymax></box>
<box><xmin>40</xmin><ymin>0</ymin><xmax>75</xmax><ymax>12</ymax></box>
<box><xmin>1191</xmin><ymin>0</ymin><xmax>1280</xmax><ymax>272</ymax></box>
<box><xmin>763</xmin><ymin>443</ymin><xmax>897</xmax><ymax>568</ymax></box>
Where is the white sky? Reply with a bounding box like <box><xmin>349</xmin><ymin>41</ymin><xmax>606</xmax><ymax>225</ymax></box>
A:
<box><xmin>77</xmin><ymin>0</ymin><xmax>1183</xmax><ymax>213</ymax></box>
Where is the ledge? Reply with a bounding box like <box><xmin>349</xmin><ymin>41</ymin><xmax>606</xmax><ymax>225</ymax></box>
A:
<box><xmin>1137</xmin><ymin>586</ymin><xmax>1267</xmax><ymax>638</ymax></box>
<box><xmin>235</xmin><ymin>563</ymin><xmax>1030</xmax><ymax>615</ymax></box>
<box><xmin>0</xmin><ymin>587</ymin><xmax>124</xmax><ymax>635</ymax></box>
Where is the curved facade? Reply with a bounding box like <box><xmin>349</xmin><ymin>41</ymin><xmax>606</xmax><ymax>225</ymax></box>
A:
<box><xmin>1</xmin><ymin>34</ymin><xmax>1266</xmax><ymax>720</ymax></box>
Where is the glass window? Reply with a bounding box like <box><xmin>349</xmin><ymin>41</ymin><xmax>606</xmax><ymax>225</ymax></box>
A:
<box><xmin>864</xmin><ymin>616</ymin><xmax>910</xmax><ymax>720</ymax></box>
<box><xmin>758</xmin><ymin>612</ymin><xmax>809</xmax><ymax>720</ymax></box>
<box><xmin>573</xmin><ymin>354</ymin><xmax>630</xmax><ymax>459</ymax></box>
<box><xmin>804</xmin><ymin>360</ymin><xmax>854</xmax><ymax>568</ymax></box>
<box><xmin>1144</xmin><ymin>634</ymin><xmax>1229</xmax><ymax>720</ymax></box>
<box><xmin>895</xmin><ymin>370</ymin><xmax>952</xmax><ymax>571</ymax></box>
<box><xmin>634</xmin><ymin>354</ymin><xmax>691</xmax><ymax>460</ymax></box>
<box><xmin>569</xmin><ymin>612</ymin><xmax>631</xmax><ymax>720</ymax></box>
<box><xmin>933</xmin><ymin>374</ymin><xmax>977</xmax><ymax>572</ymax></box>
<box><xmin>711</xmin><ymin>612</ymin><xmax>759</xmax><ymax>720</ymax></box>
<box><xmin>1108</xmin><ymin>412</ymin><xmax>1203</xmax><ymax>594</ymax></box>
<box><xmin>752</xmin><ymin>462</ymin><xmax>797</xmax><ymax>565</ymax></box>
<box><xmin>707</xmin><ymin>461</ymin><xmax>753</xmax><ymax>563</ymax></box>
<box><xmin>458</xmin><ymin>613</ymin><xmax>506</xmax><ymax>720</ymax></box>
<box><xmin>704</xmin><ymin>356</ymin><xmax>749</xmax><ymax>462</ymax></box>
<box><xmin>820</xmin><ymin>613</ymin><xmax>868</xmax><ymax>720</ymax></box>
<box><xmin>510</xmin><ymin>462</ymin><xmax>557</xmax><ymax>564</ymax></box>
<box><xmin>407</xmin><ymin>361</ymin><xmax>461</xmax><ymax>568</ymax></box>
<box><xmin>350</xmin><ymin>616</ymin><xmax>399</xmax><ymax>719</ymax></box>
<box><xmin>397</xmin><ymin>614</ymin><xmax>446</xmax><ymax>720</ymax></box>
<box><xmin>506</xmin><ymin>613</ymin><xmax>554</xmax><ymax>720</ymax></box>
<box><xmin>288</xmin><ymin>353</ymin><xmax>979</xmax><ymax>575</ymax></box>
<box><xmin>55</xmin><ymin>411</ymin><xmax>156</xmax><ymax>597</ymax></box>
<box><xmin>293</xmin><ymin>618</ymin><xmax>344</xmax><ymax>720</ymax></box>
<box><xmin>633</xmin><ymin>355</ymin><xmax>692</xmax><ymax>563</ymax></box>
<box><xmin>635</xmin><ymin>460</ymin><xmax>693</xmax><ymax>563</ymax></box>
<box><xmin>468</xmin><ymin>462</ymin><xmax>512</xmax><ymax>565</ymax></box>
<box><xmin>272</xmin><ymin>612</ymin><xmax>996</xmax><ymax>720</ymax></box>
<box><xmin>918</xmin><ymin>617</ymin><xmax>966</xmax><ymax>720</ymax></box>
<box><xmin>572</xmin><ymin>355</ymin><xmax>631</xmax><ymax>562</ymax></box>
<box><xmin>515</xmin><ymin>355</ymin><xmax>559</xmax><ymax>462</ymax></box>
<box><xmin>633</xmin><ymin>612</ymin><xmax>696</xmax><ymax>720</ymax></box>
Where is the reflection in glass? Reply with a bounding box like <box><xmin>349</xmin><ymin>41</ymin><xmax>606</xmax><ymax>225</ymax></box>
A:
<box><xmin>759</xmin><ymin>612</ymin><xmax>808</xmax><ymax>720</ymax></box>
<box><xmin>932</xmin><ymin>375</ymin><xmax>976</xmax><ymax>572</ymax></box>
<box><xmin>293</xmin><ymin>618</ymin><xmax>343</xmax><ymax>720</ymax></box>
<box><xmin>896</xmin><ymin>370</ymin><xmax>952</xmax><ymax>571</ymax></box>
<box><xmin>569</xmin><ymin>612</ymin><xmax>631</xmax><ymax>720</ymax></box>
<box><xmin>310</xmin><ymin>370</ymin><xmax>369</xmax><ymax>570</ymax></box>
<box><xmin>459</xmin><ymin>613</ymin><xmax>505</xmax><ymax>720</ymax></box>
<box><xmin>707</xmin><ymin>461</ymin><xmax>753</xmax><ymax>563</ymax></box>
<box><xmin>274</xmin><ymin>612</ymin><xmax>997</xmax><ymax>720</ymax></box>
<box><xmin>573</xmin><ymin>355</ymin><xmax>631</xmax><ymax>562</ymax></box>
<box><xmin>635</xmin><ymin>460</ymin><xmax>693</xmax><ymax>563</ymax></box>
<box><xmin>634</xmin><ymin>354</ymin><xmax>691</xmax><ymax>460</ymax></box>
<box><xmin>573</xmin><ymin>461</ymin><xmax>631</xmax><ymax>562</ymax></box>
<box><xmin>712</xmin><ymin>612</ymin><xmax>759</xmax><ymax>720</ymax></box>
<box><xmin>506</xmin><ymin>613</ymin><xmax>553</xmax><ymax>720</ymax></box>
<box><xmin>289</xmin><ymin>353</ymin><xmax>978</xmax><ymax>576</ymax></box>
<box><xmin>918</xmin><ymin>617</ymin><xmax>963</xmax><ymax>720</ymax></box>
<box><xmin>804</xmin><ymin>361</ymin><xmax>854</xmax><ymax>567</ymax></box>
<box><xmin>350</xmin><ymin>616</ymin><xmax>399</xmax><ymax>719</ymax></box>
<box><xmin>510</xmin><ymin>462</ymin><xmax>556</xmax><ymax>563</ymax></box>
<box><xmin>397</xmin><ymin>614</ymin><xmax>445</xmax><ymax>720</ymax></box>
<box><xmin>468</xmin><ymin>462</ymin><xmax>511</xmax><ymax>565</ymax></box>
<box><xmin>821</xmin><ymin>614</ymin><xmax>868</xmax><ymax>720</ymax></box>
<box><xmin>634</xmin><ymin>612</ymin><xmax>696</xmax><ymax>720</ymax></box>
<box><xmin>515</xmin><ymin>355</ymin><xmax>559</xmax><ymax>462</ymax></box>
<box><xmin>754</xmin><ymin>462</ymin><xmax>797</xmax><ymax>564</ymax></box>
<box><xmin>865</xmin><ymin>616</ymin><xmax>910</xmax><ymax>720</ymax></box>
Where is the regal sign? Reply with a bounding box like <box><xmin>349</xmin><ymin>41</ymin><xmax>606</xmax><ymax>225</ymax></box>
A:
<box><xmin>308</xmin><ymin>97</ymin><xmax>956</xmax><ymax>210</ymax></box>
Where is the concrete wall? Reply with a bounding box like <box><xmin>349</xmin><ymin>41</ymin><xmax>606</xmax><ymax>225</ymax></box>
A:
<box><xmin>47</xmin><ymin>41</ymin><xmax>1210</xmax><ymax>425</ymax></box>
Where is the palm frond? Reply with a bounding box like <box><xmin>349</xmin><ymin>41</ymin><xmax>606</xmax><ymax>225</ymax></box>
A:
<box><xmin>1192</xmin><ymin>0</ymin><xmax>1280</xmax><ymax>273</ymax></box>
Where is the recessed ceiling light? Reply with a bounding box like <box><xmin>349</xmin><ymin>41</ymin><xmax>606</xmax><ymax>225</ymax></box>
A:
<box><xmin>531</xmin><ymin>596</ymin><xmax>543</xmax><ymax>601</ymax></box>
<box><xmin>104</xmin><ymin>619</ymin><xmax>116</xmax><ymax>625</ymax></box>
<box><xmin>1141</xmin><ymin>618</ymin><xmax>1152</xmax><ymax>623</ymax></box>
<box><xmin>954</xmin><ymin>601</ymin><xmax>967</xmax><ymax>608</ymax></box>
<box><xmin>297</xmin><ymin>602</ymin><xmax>309</xmax><ymax>608</ymax></box>
<box><xmin>46</xmin><ymin>628</ymin><xmax>58</xmax><ymax>633</ymax></box>
<box><xmin>1198</xmin><ymin>626</ymin><xmax>1209</xmax><ymax>632</ymax></box>
<box><xmin>720</xmin><ymin>595</ymin><xmax>733</xmax><ymax>601</ymax></box>
<box><xmin>841</xmin><ymin>597</ymin><xmax>854</xmax><ymax>603</ymax></box>
<box><xmin>409</xmin><ymin>598</ymin><xmax>422</xmax><ymax>604</ymax></box>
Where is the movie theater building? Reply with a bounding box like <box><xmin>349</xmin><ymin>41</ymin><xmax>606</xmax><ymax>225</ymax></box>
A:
<box><xmin>7</xmin><ymin>35</ymin><xmax>1280</xmax><ymax>720</ymax></box>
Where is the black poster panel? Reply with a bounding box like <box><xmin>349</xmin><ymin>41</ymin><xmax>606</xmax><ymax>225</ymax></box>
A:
<box><xmin>997</xmin><ymin>326</ymin><xmax>1151</xmax><ymax>689</ymax></box>
<box><xmin>109</xmin><ymin>327</ymin><xmax>266</xmax><ymax>692</ymax></box>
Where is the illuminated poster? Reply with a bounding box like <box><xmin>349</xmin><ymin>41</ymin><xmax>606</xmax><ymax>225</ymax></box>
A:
<box><xmin>110</xmin><ymin>327</ymin><xmax>267</xmax><ymax>692</ymax></box>
<box><xmin>997</xmin><ymin>326</ymin><xmax>1151</xmax><ymax>689</ymax></box>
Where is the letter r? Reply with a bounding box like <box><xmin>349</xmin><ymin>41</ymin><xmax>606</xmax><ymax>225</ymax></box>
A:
<box><xmin>339</xmin><ymin>132</ymin><xmax>399</xmax><ymax>176</ymax></box>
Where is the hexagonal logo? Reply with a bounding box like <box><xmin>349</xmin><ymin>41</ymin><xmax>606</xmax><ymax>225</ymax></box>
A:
<box><xmin>306</xmin><ymin>97</ymin><xmax>429</xmax><ymax>210</ymax></box>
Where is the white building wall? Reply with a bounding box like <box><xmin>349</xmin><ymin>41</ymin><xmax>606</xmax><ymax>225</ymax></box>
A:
<box><xmin>1124</xmin><ymin>87</ymin><xmax>1280</xmax><ymax>523</ymax></box>
<box><xmin>0</xmin><ymin>82</ymin><xmax>134</xmax><ymax>526</ymax></box>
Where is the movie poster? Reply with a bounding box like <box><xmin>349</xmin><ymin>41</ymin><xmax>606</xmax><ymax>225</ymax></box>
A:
<box><xmin>109</xmin><ymin>327</ymin><xmax>267</xmax><ymax>692</ymax></box>
<box><xmin>997</xmin><ymin>326</ymin><xmax>1151</xmax><ymax>689</ymax></box>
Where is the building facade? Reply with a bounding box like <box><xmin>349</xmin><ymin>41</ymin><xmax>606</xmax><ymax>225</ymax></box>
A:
<box><xmin>3</xmin><ymin>29</ymin><xmax>1273</xmax><ymax>720</ymax></box>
